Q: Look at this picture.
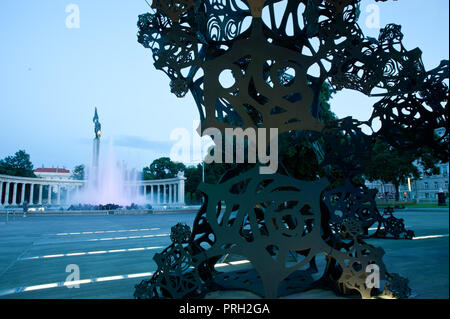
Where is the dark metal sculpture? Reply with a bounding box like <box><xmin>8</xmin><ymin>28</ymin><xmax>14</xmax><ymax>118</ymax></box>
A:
<box><xmin>374</xmin><ymin>207</ymin><xmax>415</xmax><ymax>240</ymax></box>
<box><xmin>134</xmin><ymin>223</ymin><xmax>206</xmax><ymax>298</ymax></box>
<box><xmin>135</xmin><ymin>0</ymin><xmax>448</xmax><ymax>299</ymax></box>
<box><xmin>322</xmin><ymin>181</ymin><xmax>414</xmax><ymax>239</ymax></box>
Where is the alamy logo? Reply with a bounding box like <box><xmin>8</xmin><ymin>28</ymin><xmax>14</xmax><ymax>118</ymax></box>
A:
<box><xmin>365</xmin><ymin>4</ymin><xmax>380</xmax><ymax>29</ymax></box>
<box><xmin>170</xmin><ymin>121</ymin><xmax>279</xmax><ymax>174</ymax></box>
<box><xmin>365</xmin><ymin>264</ymin><xmax>380</xmax><ymax>289</ymax></box>
<box><xmin>65</xmin><ymin>4</ymin><xmax>80</xmax><ymax>29</ymax></box>
<box><xmin>65</xmin><ymin>264</ymin><xmax>80</xmax><ymax>288</ymax></box>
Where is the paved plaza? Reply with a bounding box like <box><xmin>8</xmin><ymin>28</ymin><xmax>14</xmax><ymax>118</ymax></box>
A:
<box><xmin>0</xmin><ymin>209</ymin><xmax>448</xmax><ymax>299</ymax></box>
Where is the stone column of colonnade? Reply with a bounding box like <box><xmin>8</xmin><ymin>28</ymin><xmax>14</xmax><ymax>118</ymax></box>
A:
<box><xmin>167</xmin><ymin>184</ymin><xmax>171</xmax><ymax>204</ymax></box>
<box><xmin>141</xmin><ymin>179</ymin><xmax>184</xmax><ymax>207</ymax></box>
<box><xmin>156</xmin><ymin>185</ymin><xmax>160</xmax><ymax>204</ymax></box>
<box><xmin>29</xmin><ymin>183</ymin><xmax>35</xmax><ymax>204</ymax></box>
<box><xmin>5</xmin><ymin>182</ymin><xmax>10</xmax><ymax>205</ymax></box>
<box><xmin>66</xmin><ymin>185</ymin><xmax>71</xmax><ymax>204</ymax></box>
<box><xmin>47</xmin><ymin>184</ymin><xmax>52</xmax><ymax>205</ymax></box>
<box><xmin>12</xmin><ymin>183</ymin><xmax>17</xmax><ymax>205</ymax></box>
<box><xmin>150</xmin><ymin>185</ymin><xmax>153</xmax><ymax>203</ymax></box>
<box><xmin>1</xmin><ymin>182</ymin><xmax>84</xmax><ymax>207</ymax></box>
<box><xmin>178</xmin><ymin>178</ymin><xmax>185</xmax><ymax>205</ymax></box>
<box><xmin>20</xmin><ymin>183</ymin><xmax>25</xmax><ymax>204</ymax></box>
<box><xmin>38</xmin><ymin>184</ymin><xmax>43</xmax><ymax>205</ymax></box>
<box><xmin>2</xmin><ymin>182</ymin><xmax>10</xmax><ymax>205</ymax></box>
<box><xmin>0</xmin><ymin>182</ymin><xmax>3</xmax><ymax>205</ymax></box>
<box><xmin>57</xmin><ymin>185</ymin><xmax>61</xmax><ymax>205</ymax></box>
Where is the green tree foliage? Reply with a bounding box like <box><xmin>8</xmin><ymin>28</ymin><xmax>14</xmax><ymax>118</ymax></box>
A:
<box><xmin>365</xmin><ymin>139</ymin><xmax>439</xmax><ymax>201</ymax></box>
<box><xmin>184</xmin><ymin>164</ymin><xmax>203</xmax><ymax>203</ymax></box>
<box><xmin>279</xmin><ymin>82</ymin><xmax>337</xmax><ymax>180</ymax></box>
<box><xmin>71</xmin><ymin>164</ymin><xmax>85</xmax><ymax>180</ymax></box>
<box><xmin>184</xmin><ymin>161</ymin><xmax>241</xmax><ymax>204</ymax></box>
<box><xmin>0</xmin><ymin>150</ymin><xmax>36</xmax><ymax>177</ymax></box>
<box><xmin>143</xmin><ymin>157</ymin><xmax>186</xmax><ymax>180</ymax></box>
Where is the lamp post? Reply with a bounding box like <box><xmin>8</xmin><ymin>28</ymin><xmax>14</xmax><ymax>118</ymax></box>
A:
<box><xmin>407</xmin><ymin>177</ymin><xmax>411</xmax><ymax>201</ymax></box>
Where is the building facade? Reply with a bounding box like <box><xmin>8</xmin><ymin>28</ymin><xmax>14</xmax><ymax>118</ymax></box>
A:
<box><xmin>407</xmin><ymin>162</ymin><xmax>449</xmax><ymax>201</ymax></box>
<box><xmin>34</xmin><ymin>167</ymin><xmax>71</xmax><ymax>180</ymax></box>
<box><xmin>365</xmin><ymin>128</ymin><xmax>449</xmax><ymax>203</ymax></box>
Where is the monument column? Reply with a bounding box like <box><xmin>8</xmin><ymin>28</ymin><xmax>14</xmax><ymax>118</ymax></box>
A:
<box><xmin>143</xmin><ymin>186</ymin><xmax>147</xmax><ymax>201</ymax></box>
<box><xmin>92</xmin><ymin>107</ymin><xmax>101</xmax><ymax>189</ymax></box>
<box><xmin>29</xmin><ymin>184</ymin><xmax>35</xmax><ymax>205</ymax></box>
<box><xmin>38</xmin><ymin>184</ymin><xmax>43</xmax><ymax>205</ymax></box>
<box><xmin>12</xmin><ymin>183</ymin><xmax>17</xmax><ymax>205</ymax></box>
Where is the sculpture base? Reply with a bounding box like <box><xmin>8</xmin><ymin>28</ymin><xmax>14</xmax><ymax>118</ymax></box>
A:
<box><xmin>208</xmin><ymin>269</ymin><xmax>319</xmax><ymax>298</ymax></box>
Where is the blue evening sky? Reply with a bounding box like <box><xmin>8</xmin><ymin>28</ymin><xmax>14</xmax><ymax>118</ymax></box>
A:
<box><xmin>0</xmin><ymin>0</ymin><xmax>448</xmax><ymax>172</ymax></box>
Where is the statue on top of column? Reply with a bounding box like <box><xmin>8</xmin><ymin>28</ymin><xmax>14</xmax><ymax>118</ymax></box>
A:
<box><xmin>93</xmin><ymin>107</ymin><xmax>101</xmax><ymax>139</ymax></box>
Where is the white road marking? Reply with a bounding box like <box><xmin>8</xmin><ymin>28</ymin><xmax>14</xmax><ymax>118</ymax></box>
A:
<box><xmin>368</xmin><ymin>227</ymin><xmax>385</xmax><ymax>231</ymax></box>
<box><xmin>18</xmin><ymin>246</ymin><xmax>164</xmax><ymax>261</ymax></box>
<box><xmin>53</xmin><ymin>228</ymin><xmax>159</xmax><ymax>236</ymax></box>
<box><xmin>23</xmin><ymin>283</ymin><xmax>59</xmax><ymax>292</ymax></box>
<box><xmin>413</xmin><ymin>234</ymin><xmax>449</xmax><ymax>240</ymax></box>
<box><xmin>0</xmin><ymin>272</ymin><xmax>154</xmax><ymax>296</ymax></box>
<box><xmin>86</xmin><ymin>234</ymin><xmax>169</xmax><ymax>242</ymax></box>
<box><xmin>0</xmin><ymin>258</ymin><xmax>255</xmax><ymax>296</ymax></box>
<box><xmin>215</xmin><ymin>259</ymin><xmax>251</xmax><ymax>268</ymax></box>
<box><xmin>33</xmin><ymin>233</ymin><xmax>170</xmax><ymax>245</ymax></box>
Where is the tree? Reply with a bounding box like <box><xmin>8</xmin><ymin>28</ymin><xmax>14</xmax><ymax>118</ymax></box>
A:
<box><xmin>0</xmin><ymin>150</ymin><xmax>36</xmax><ymax>177</ymax></box>
<box><xmin>364</xmin><ymin>139</ymin><xmax>439</xmax><ymax>201</ymax></box>
<box><xmin>72</xmin><ymin>164</ymin><xmax>85</xmax><ymax>180</ymax></box>
<box><xmin>278</xmin><ymin>82</ymin><xmax>338</xmax><ymax>180</ymax></box>
<box><xmin>184</xmin><ymin>164</ymin><xmax>203</xmax><ymax>203</ymax></box>
<box><xmin>143</xmin><ymin>157</ymin><xmax>186</xmax><ymax>180</ymax></box>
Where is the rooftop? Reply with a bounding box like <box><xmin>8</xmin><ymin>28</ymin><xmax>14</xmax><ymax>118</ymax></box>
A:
<box><xmin>34</xmin><ymin>168</ymin><xmax>70</xmax><ymax>174</ymax></box>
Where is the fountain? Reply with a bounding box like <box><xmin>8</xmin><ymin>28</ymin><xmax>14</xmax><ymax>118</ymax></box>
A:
<box><xmin>71</xmin><ymin>108</ymin><xmax>144</xmax><ymax>207</ymax></box>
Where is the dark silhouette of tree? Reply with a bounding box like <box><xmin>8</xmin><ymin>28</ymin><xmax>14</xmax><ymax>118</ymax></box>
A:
<box><xmin>143</xmin><ymin>157</ymin><xmax>186</xmax><ymax>180</ymax></box>
<box><xmin>365</xmin><ymin>139</ymin><xmax>440</xmax><ymax>201</ymax></box>
<box><xmin>71</xmin><ymin>164</ymin><xmax>85</xmax><ymax>180</ymax></box>
<box><xmin>0</xmin><ymin>150</ymin><xmax>36</xmax><ymax>177</ymax></box>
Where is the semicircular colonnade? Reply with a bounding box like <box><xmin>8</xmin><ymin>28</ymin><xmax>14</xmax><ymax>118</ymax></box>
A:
<box><xmin>0</xmin><ymin>173</ymin><xmax>186</xmax><ymax>208</ymax></box>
